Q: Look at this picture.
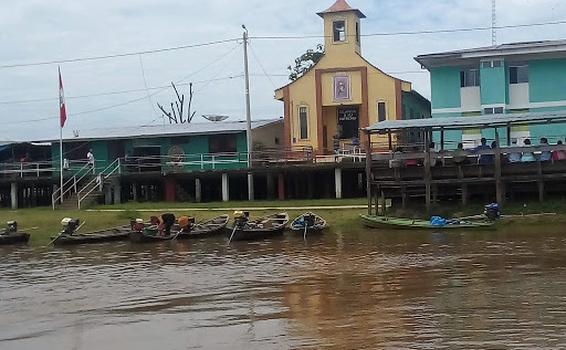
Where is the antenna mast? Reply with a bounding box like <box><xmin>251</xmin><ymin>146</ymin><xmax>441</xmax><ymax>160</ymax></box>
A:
<box><xmin>491</xmin><ymin>0</ymin><xmax>497</xmax><ymax>46</ymax></box>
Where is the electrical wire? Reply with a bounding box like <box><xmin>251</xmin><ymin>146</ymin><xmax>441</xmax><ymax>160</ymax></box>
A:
<box><xmin>251</xmin><ymin>19</ymin><xmax>566</xmax><ymax>40</ymax></box>
<box><xmin>0</xmin><ymin>45</ymin><xmax>242</xmax><ymax>126</ymax></box>
<box><xmin>138</xmin><ymin>54</ymin><xmax>162</xmax><ymax>123</ymax></box>
<box><xmin>0</xmin><ymin>38</ymin><xmax>240</xmax><ymax>69</ymax></box>
<box><xmin>249</xmin><ymin>45</ymin><xmax>277</xmax><ymax>89</ymax></box>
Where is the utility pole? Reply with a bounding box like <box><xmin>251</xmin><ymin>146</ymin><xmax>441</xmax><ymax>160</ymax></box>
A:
<box><xmin>242</xmin><ymin>25</ymin><xmax>254</xmax><ymax>201</ymax></box>
<box><xmin>491</xmin><ymin>0</ymin><xmax>497</xmax><ymax>46</ymax></box>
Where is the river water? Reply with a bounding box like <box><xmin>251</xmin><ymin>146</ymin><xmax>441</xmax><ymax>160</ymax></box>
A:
<box><xmin>2</xmin><ymin>225</ymin><xmax>566</xmax><ymax>349</ymax></box>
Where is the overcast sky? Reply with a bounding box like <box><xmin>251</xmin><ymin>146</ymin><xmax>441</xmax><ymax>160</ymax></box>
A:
<box><xmin>1</xmin><ymin>0</ymin><xmax>566</xmax><ymax>141</ymax></box>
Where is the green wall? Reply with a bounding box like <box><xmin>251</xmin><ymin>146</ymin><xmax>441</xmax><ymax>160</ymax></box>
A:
<box><xmin>480</xmin><ymin>64</ymin><xmax>506</xmax><ymax>105</ymax></box>
<box><xmin>430</xmin><ymin>67</ymin><xmax>461</xmax><ymax>110</ymax></box>
<box><xmin>530</xmin><ymin>58</ymin><xmax>566</xmax><ymax>102</ymax></box>
<box><xmin>53</xmin><ymin>132</ymin><xmax>250</xmax><ymax>175</ymax></box>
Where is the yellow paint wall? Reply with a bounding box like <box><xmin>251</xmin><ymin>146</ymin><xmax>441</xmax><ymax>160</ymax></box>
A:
<box><xmin>275</xmin><ymin>8</ymin><xmax>415</xmax><ymax>153</ymax></box>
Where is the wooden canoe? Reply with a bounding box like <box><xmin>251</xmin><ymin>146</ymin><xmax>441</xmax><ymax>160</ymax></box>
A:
<box><xmin>290</xmin><ymin>212</ymin><xmax>327</xmax><ymax>234</ymax></box>
<box><xmin>227</xmin><ymin>212</ymin><xmax>289</xmax><ymax>241</ymax></box>
<box><xmin>177</xmin><ymin>215</ymin><xmax>229</xmax><ymax>239</ymax></box>
<box><xmin>0</xmin><ymin>232</ymin><xmax>30</xmax><ymax>245</ymax></box>
<box><xmin>52</xmin><ymin>225</ymin><xmax>131</xmax><ymax>246</ymax></box>
<box><xmin>359</xmin><ymin>214</ymin><xmax>495</xmax><ymax>230</ymax></box>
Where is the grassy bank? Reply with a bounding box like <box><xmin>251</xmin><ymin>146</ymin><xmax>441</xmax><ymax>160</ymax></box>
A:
<box><xmin>2</xmin><ymin>198</ymin><xmax>566</xmax><ymax>245</ymax></box>
<box><xmin>0</xmin><ymin>201</ymin><xmax>365</xmax><ymax>245</ymax></box>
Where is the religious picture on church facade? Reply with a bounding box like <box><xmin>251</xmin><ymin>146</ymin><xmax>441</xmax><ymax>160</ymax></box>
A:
<box><xmin>333</xmin><ymin>75</ymin><xmax>350</xmax><ymax>101</ymax></box>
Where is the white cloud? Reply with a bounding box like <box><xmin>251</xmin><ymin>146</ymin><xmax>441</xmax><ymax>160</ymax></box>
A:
<box><xmin>0</xmin><ymin>0</ymin><xmax>566</xmax><ymax>141</ymax></box>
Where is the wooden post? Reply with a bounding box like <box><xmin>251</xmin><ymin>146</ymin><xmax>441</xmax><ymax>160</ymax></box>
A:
<box><xmin>277</xmin><ymin>173</ymin><xmax>285</xmax><ymax>200</ymax></box>
<box><xmin>494</xmin><ymin>129</ymin><xmax>504</xmax><ymax>205</ymax></box>
<box><xmin>365</xmin><ymin>131</ymin><xmax>373</xmax><ymax>215</ymax></box>
<box><xmin>424</xmin><ymin>130</ymin><xmax>432</xmax><ymax>214</ymax></box>
<box><xmin>387</xmin><ymin>130</ymin><xmax>393</xmax><ymax>151</ymax></box>
<box><xmin>537</xmin><ymin>160</ymin><xmax>544</xmax><ymax>202</ymax></box>
<box><xmin>506</xmin><ymin>124</ymin><xmax>512</xmax><ymax>146</ymax></box>
<box><xmin>461</xmin><ymin>184</ymin><xmax>468</xmax><ymax>206</ymax></box>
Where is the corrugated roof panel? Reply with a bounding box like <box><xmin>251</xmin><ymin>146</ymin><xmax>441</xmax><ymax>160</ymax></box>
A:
<box><xmin>37</xmin><ymin>119</ymin><xmax>282</xmax><ymax>142</ymax></box>
<box><xmin>365</xmin><ymin>111</ymin><xmax>566</xmax><ymax>133</ymax></box>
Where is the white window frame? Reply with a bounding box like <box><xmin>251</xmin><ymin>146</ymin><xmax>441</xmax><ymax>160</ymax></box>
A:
<box><xmin>483</xmin><ymin>106</ymin><xmax>504</xmax><ymax>115</ymax></box>
<box><xmin>481</xmin><ymin>59</ymin><xmax>503</xmax><ymax>69</ymax></box>
<box><xmin>298</xmin><ymin>105</ymin><xmax>309</xmax><ymax>140</ymax></box>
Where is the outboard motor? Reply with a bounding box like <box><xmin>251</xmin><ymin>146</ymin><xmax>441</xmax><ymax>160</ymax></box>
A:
<box><xmin>304</xmin><ymin>214</ymin><xmax>315</xmax><ymax>228</ymax></box>
<box><xmin>6</xmin><ymin>221</ymin><xmax>17</xmax><ymax>233</ymax></box>
<box><xmin>132</xmin><ymin>218</ymin><xmax>145</xmax><ymax>232</ymax></box>
<box><xmin>61</xmin><ymin>218</ymin><xmax>80</xmax><ymax>235</ymax></box>
<box><xmin>178</xmin><ymin>216</ymin><xmax>195</xmax><ymax>232</ymax></box>
<box><xmin>484</xmin><ymin>203</ymin><xmax>501</xmax><ymax>221</ymax></box>
<box><xmin>234</xmin><ymin>211</ymin><xmax>250</xmax><ymax>227</ymax></box>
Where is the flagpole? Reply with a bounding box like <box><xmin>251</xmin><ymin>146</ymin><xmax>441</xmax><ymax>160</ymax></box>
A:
<box><xmin>60</xmin><ymin>123</ymin><xmax>63</xmax><ymax>203</ymax></box>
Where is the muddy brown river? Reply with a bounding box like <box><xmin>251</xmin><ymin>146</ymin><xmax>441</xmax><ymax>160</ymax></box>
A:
<box><xmin>2</xmin><ymin>225</ymin><xmax>566</xmax><ymax>349</ymax></box>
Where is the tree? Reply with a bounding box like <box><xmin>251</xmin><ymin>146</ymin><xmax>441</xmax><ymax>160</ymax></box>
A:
<box><xmin>157</xmin><ymin>82</ymin><xmax>197</xmax><ymax>124</ymax></box>
<box><xmin>287</xmin><ymin>44</ymin><xmax>324</xmax><ymax>81</ymax></box>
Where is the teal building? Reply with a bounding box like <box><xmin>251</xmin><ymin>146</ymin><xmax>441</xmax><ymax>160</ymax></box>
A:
<box><xmin>415</xmin><ymin>40</ymin><xmax>566</xmax><ymax>148</ymax></box>
<box><xmin>45</xmin><ymin>119</ymin><xmax>283</xmax><ymax>173</ymax></box>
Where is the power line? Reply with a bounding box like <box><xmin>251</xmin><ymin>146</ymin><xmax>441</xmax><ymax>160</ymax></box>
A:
<box><xmin>0</xmin><ymin>37</ymin><xmax>240</xmax><ymax>69</ymax></box>
<box><xmin>0</xmin><ymin>45</ymin><xmax>242</xmax><ymax>127</ymax></box>
<box><xmin>249</xmin><ymin>45</ymin><xmax>277</xmax><ymax>89</ymax></box>
<box><xmin>251</xmin><ymin>19</ymin><xmax>566</xmax><ymax>40</ymax></box>
<box><xmin>0</xmin><ymin>75</ymin><xmax>243</xmax><ymax>106</ymax></box>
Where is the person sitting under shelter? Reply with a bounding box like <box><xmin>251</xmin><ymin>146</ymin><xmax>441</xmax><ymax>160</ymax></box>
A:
<box><xmin>508</xmin><ymin>140</ymin><xmax>522</xmax><ymax>163</ymax></box>
<box><xmin>476</xmin><ymin>138</ymin><xmax>493</xmax><ymax>165</ymax></box>
<box><xmin>453</xmin><ymin>143</ymin><xmax>468</xmax><ymax>165</ymax></box>
<box><xmin>539</xmin><ymin>137</ymin><xmax>552</xmax><ymax>161</ymax></box>
<box><xmin>552</xmin><ymin>140</ymin><xmax>566</xmax><ymax>161</ymax></box>
<box><xmin>428</xmin><ymin>142</ymin><xmax>438</xmax><ymax>167</ymax></box>
<box><xmin>521</xmin><ymin>139</ymin><xmax>536</xmax><ymax>162</ymax></box>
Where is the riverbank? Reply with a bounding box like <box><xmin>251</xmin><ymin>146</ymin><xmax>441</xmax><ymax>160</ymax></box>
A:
<box><xmin>2</xmin><ymin>198</ymin><xmax>566</xmax><ymax>245</ymax></box>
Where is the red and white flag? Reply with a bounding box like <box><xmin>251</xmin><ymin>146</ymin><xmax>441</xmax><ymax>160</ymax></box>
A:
<box><xmin>58</xmin><ymin>66</ymin><xmax>67</xmax><ymax>128</ymax></box>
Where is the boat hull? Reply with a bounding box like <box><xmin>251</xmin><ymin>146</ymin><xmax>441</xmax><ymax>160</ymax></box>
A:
<box><xmin>0</xmin><ymin>232</ymin><xmax>30</xmax><ymax>245</ymax></box>
<box><xmin>290</xmin><ymin>212</ymin><xmax>327</xmax><ymax>234</ymax></box>
<box><xmin>227</xmin><ymin>212</ymin><xmax>289</xmax><ymax>242</ymax></box>
<box><xmin>178</xmin><ymin>215</ymin><xmax>230</xmax><ymax>239</ymax></box>
<box><xmin>53</xmin><ymin>227</ymin><xmax>131</xmax><ymax>246</ymax></box>
<box><xmin>360</xmin><ymin>214</ymin><xmax>495</xmax><ymax>230</ymax></box>
<box><xmin>129</xmin><ymin>231</ymin><xmax>175</xmax><ymax>243</ymax></box>
<box><xmin>227</xmin><ymin>227</ymin><xmax>285</xmax><ymax>241</ymax></box>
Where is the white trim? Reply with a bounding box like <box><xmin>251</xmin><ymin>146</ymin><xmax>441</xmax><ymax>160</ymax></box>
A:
<box><xmin>530</xmin><ymin>100</ymin><xmax>566</xmax><ymax>109</ymax></box>
<box><xmin>482</xmin><ymin>104</ymin><xmax>506</xmax><ymax>109</ymax></box>
<box><xmin>433</xmin><ymin>100</ymin><xmax>566</xmax><ymax>115</ymax></box>
<box><xmin>432</xmin><ymin>107</ymin><xmax>462</xmax><ymax>114</ymax></box>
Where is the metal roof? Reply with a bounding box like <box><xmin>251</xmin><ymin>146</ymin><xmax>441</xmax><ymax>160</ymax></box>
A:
<box><xmin>365</xmin><ymin>111</ymin><xmax>566</xmax><ymax>134</ymax></box>
<box><xmin>38</xmin><ymin>119</ymin><xmax>283</xmax><ymax>143</ymax></box>
<box><xmin>415</xmin><ymin>39</ymin><xmax>566</xmax><ymax>69</ymax></box>
<box><xmin>317</xmin><ymin>0</ymin><xmax>366</xmax><ymax>18</ymax></box>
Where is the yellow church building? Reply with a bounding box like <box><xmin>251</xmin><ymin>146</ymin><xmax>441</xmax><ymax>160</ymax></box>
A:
<box><xmin>275</xmin><ymin>0</ymin><xmax>430</xmax><ymax>154</ymax></box>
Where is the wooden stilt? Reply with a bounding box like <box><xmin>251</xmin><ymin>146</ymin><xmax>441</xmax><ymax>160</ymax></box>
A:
<box><xmin>494</xmin><ymin>129</ymin><xmax>504</xmax><ymax>205</ymax></box>
<box><xmin>365</xmin><ymin>132</ymin><xmax>373</xmax><ymax>215</ymax></box>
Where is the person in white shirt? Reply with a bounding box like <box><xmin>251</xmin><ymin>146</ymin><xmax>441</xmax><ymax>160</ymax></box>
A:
<box><xmin>86</xmin><ymin>149</ymin><xmax>95</xmax><ymax>170</ymax></box>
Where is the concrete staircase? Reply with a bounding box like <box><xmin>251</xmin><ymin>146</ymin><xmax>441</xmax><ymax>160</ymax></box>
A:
<box><xmin>58</xmin><ymin>191</ymin><xmax>102</xmax><ymax>210</ymax></box>
<box><xmin>53</xmin><ymin>158</ymin><xmax>122</xmax><ymax>210</ymax></box>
